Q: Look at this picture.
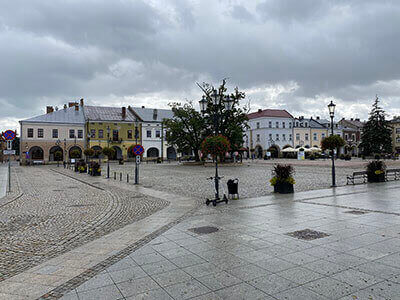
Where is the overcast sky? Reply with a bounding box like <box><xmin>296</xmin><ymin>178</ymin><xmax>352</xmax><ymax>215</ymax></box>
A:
<box><xmin>1</xmin><ymin>0</ymin><xmax>400</xmax><ymax>133</ymax></box>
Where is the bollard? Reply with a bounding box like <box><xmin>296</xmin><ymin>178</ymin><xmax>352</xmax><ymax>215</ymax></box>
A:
<box><xmin>114</xmin><ymin>172</ymin><xmax>116</xmax><ymax>180</ymax></box>
<box><xmin>127</xmin><ymin>174</ymin><xmax>129</xmax><ymax>183</ymax></box>
<box><xmin>120</xmin><ymin>173</ymin><xmax>122</xmax><ymax>181</ymax></box>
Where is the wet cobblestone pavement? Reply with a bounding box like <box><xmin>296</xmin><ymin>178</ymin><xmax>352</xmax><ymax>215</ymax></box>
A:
<box><xmin>0</xmin><ymin>166</ymin><xmax>169</xmax><ymax>282</ymax></box>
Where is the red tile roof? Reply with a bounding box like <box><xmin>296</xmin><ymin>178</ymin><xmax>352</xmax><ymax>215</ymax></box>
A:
<box><xmin>248</xmin><ymin>109</ymin><xmax>294</xmax><ymax>119</ymax></box>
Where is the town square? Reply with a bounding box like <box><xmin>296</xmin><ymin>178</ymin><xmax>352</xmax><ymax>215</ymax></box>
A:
<box><xmin>2</xmin><ymin>1</ymin><xmax>400</xmax><ymax>299</ymax></box>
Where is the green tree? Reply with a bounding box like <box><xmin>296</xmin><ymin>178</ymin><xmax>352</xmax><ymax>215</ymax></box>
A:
<box><xmin>359</xmin><ymin>96</ymin><xmax>392</xmax><ymax>155</ymax></box>
<box><xmin>198</xmin><ymin>80</ymin><xmax>249</xmax><ymax>151</ymax></box>
<box><xmin>163</xmin><ymin>102</ymin><xmax>205</xmax><ymax>161</ymax></box>
<box><xmin>321</xmin><ymin>135</ymin><xmax>345</xmax><ymax>151</ymax></box>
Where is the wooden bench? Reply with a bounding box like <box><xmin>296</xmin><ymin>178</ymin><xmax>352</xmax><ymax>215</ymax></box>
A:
<box><xmin>146</xmin><ymin>158</ymin><xmax>158</xmax><ymax>164</ymax></box>
<box><xmin>386</xmin><ymin>169</ymin><xmax>400</xmax><ymax>181</ymax></box>
<box><xmin>347</xmin><ymin>171</ymin><xmax>368</xmax><ymax>185</ymax></box>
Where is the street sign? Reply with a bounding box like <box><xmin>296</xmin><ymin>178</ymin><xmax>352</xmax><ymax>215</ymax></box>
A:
<box><xmin>3</xmin><ymin>130</ymin><xmax>16</xmax><ymax>141</ymax></box>
<box><xmin>132</xmin><ymin>144</ymin><xmax>144</xmax><ymax>156</ymax></box>
<box><xmin>136</xmin><ymin>155</ymin><xmax>141</xmax><ymax>164</ymax></box>
<box><xmin>3</xmin><ymin>150</ymin><xmax>15</xmax><ymax>155</ymax></box>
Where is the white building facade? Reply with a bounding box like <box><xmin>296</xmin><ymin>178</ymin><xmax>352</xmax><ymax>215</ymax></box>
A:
<box><xmin>129</xmin><ymin>107</ymin><xmax>176</xmax><ymax>159</ymax></box>
<box><xmin>245</xmin><ymin>109</ymin><xmax>295</xmax><ymax>158</ymax></box>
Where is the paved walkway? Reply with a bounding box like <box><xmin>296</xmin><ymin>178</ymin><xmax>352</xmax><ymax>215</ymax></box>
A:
<box><xmin>0</xmin><ymin>164</ymin><xmax>8</xmax><ymax>198</ymax></box>
<box><xmin>2</xmin><ymin>171</ymin><xmax>400</xmax><ymax>299</ymax></box>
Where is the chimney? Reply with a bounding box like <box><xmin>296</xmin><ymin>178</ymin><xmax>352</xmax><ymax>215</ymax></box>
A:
<box><xmin>316</xmin><ymin>116</ymin><xmax>320</xmax><ymax>120</ymax></box>
<box><xmin>142</xmin><ymin>106</ymin><xmax>145</xmax><ymax>108</ymax></box>
<box><xmin>350</xmin><ymin>118</ymin><xmax>354</xmax><ymax>121</ymax></box>
<box><xmin>355</xmin><ymin>118</ymin><xmax>360</xmax><ymax>122</ymax></box>
<box><xmin>46</xmin><ymin>106</ymin><xmax>54</xmax><ymax>114</ymax></box>
<box><xmin>153</xmin><ymin>109</ymin><xmax>158</xmax><ymax>120</ymax></box>
<box><xmin>122</xmin><ymin>107</ymin><xmax>126</xmax><ymax>119</ymax></box>
<box><xmin>68</xmin><ymin>102</ymin><xmax>76</xmax><ymax>108</ymax></box>
<box><xmin>64</xmin><ymin>104</ymin><xmax>67</xmax><ymax>110</ymax></box>
<box><xmin>258</xmin><ymin>109</ymin><xmax>262</xmax><ymax>113</ymax></box>
<box><xmin>80</xmin><ymin>98</ymin><xmax>84</xmax><ymax>106</ymax></box>
<box><xmin>75</xmin><ymin>105</ymin><xmax>79</xmax><ymax>111</ymax></box>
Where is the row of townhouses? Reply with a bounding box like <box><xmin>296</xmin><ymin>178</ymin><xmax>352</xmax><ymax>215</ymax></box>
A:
<box><xmin>245</xmin><ymin>109</ymin><xmax>365</xmax><ymax>158</ymax></box>
<box><xmin>19</xmin><ymin>100</ymin><xmax>174</xmax><ymax>163</ymax></box>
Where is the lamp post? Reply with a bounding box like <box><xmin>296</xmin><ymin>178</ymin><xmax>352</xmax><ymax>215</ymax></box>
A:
<box><xmin>107</xmin><ymin>126</ymin><xmax>110</xmax><ymax>179</ymax></box>
<box><xmin>199</xmin><ymin>90</ymin><xmax>234</xmax><ymax>202</ymax></box>
<box><xmin>134</xmin><ymin>119</ymin><xmax>139</xmax><ymax>184</ymax></box>
<box><xmin>63</xmin><ymin>138</ymin><xmax>67</xmax><ymax>168</ymax></box>
<box><xmin>328</xmin><ymin>100</ymin><xmax>336</xmax><ymax>187</ymax></box>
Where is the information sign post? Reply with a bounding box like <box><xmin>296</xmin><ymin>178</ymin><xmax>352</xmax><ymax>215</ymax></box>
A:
<box><xmin>132</xmin><ymin>145</ymin><xmax>144</xmax><ymax>184</ymax></box>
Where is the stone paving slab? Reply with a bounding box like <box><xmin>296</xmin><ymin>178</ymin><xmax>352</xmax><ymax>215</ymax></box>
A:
<box><xmin>54</xmin><ymin>180</ymin><xmax>400</xmax><ymax>300</ymax></box>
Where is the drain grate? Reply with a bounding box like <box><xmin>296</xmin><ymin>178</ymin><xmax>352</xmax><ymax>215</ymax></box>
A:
<box><xmin>344</xmin><ymin>210</ymin><xmax>369</xmax><ymax>215</ymax></box>
<box><xmin>286</xmin><ymin>229</ymin><xmax>330</xmax><ymax>241</ymax></box>
<box><xmin>188</xmin><ymin>226</ymin><xmax>219</xmax><ymax>235</ymax></box>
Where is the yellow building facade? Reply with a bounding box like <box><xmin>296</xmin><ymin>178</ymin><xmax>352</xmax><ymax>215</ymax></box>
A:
<box><xmin>293</xmin><ymin>118</ymin><xmax>328</xmax><ymax>148</ymax></box>
<box><xmin>391</xmin><ymin>118</ymin><xmax>400</xmax><ymax>154</ymax></box>
<box><xmin>85</xmin><ymin>106</ymin><xmax>142</xmax><ymax>160</ymax></box>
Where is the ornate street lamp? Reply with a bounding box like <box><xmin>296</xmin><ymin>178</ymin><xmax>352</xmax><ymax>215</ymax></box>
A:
<box><xmin>134</xmin><ymin>119</ymin><xmax>140</xmax><ymax>184</ymax></box>
<box><xmin>199</xmin><ymin>89</ymin><xmax>233</xmax><ymax>205</ymax></box>
<box><xmin>107</xmin><ymin>126</ymin><xmax>110</xmax><ymax>179</ymax></box>
<box><xmin>328</xmin><ymin>100</ymin><xmax>336</xmax><ymax>187</ymax></box>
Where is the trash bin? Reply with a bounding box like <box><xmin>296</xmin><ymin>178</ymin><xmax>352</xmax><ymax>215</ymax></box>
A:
<box><xmin>227</xmin><ymin>179</ymin><xmax>239</xmax><ymax>199</ymax></box>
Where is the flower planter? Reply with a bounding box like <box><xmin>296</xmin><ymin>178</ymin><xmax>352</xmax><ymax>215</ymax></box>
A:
<box><xmin>367</xmin><ymin>173</ymin><xmax>385</xmax><ymax>183</ymax></box>
<box><xmin>273</xmin><ymin>182</ymin><xmax>294</xmax><ymax>194</ymax></box>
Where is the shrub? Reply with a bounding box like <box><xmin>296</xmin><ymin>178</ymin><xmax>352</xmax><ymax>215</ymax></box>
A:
<box><xmin>366</xmin><ymin>160</ymin><xmax>386</xmax><ymax>175</ymax></box>
<box><xmin>374</xmin><ymin>154</ymin><xmax>381</xmax><ymax>160</ymax></box>
<box><xmin>201</xmin><ymin>135</ymin><xmax>230</xmax><ymax>158</ymax></box>
<box><xmin>309</xmin><ymin>154</ymin><xmax>316</xmax><ymax>160</ymax></box>
<box><xmin>70</xmin><ymin>149</ymin><xmax>81</xmax><ymax>159</ymax></box>
<box><xmin>321</xmin><ymin>135</ymin><xmax>345</xmax><ymax>151</ymax></box>
<box><xmin>339</xmin><ymin>154</ymin><xmax>345</xmax><ymax>160</ymax></box>
<box><xmin>270</xmin><ymin>164</ymin><xmax>295</xmax><ymax>186</ymax></box>
<box><xmin>345</xmin><ymin>154</ymin><xmax>352</xmax><ymax>160</ymax></box>
<box><xmin>54</xmin><ymin>151</ymin><xmax>63</xmax><ymax>161</ymax></box>
<box><xmin>84</xmin><ymin>148</ymin><xmax>95</xmax><ymax>157</ymax></box>
<box><xmin>102</xmin><ymin>147</ymin><xmax>115</xmax><ymax>159</ymax></box>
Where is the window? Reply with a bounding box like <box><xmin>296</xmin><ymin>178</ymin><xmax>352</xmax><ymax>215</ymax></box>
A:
<box><xmin>345</xmin><ymin>134</ymin><xmax>348</xmax><ymax>140</ymax></box>
<box><xmin>305</xmin><ymin>133</ymin><xmax>309</xmax><ymax>141</ymax></box>
<box><xmin>296</xmin><ymin>122</ymin><xmax>299</xmax><ymax>127</ymax></box>
<box><xmin>276</xmin><ymin>134</ymin><xmax>279</xmax><ymax>140</ymax></box>
<box><xmin>256</xmin><ymin>122</ymin><xmax>260</xmax><ymax>129</ymax></box>
<box><xmin>282</xmin><ymin>122</ymin><xmax>286</xmax><ymax>128</ymax></box>
<box><xmin>38</xmin><ymin>128</ymin><xmax>44</xmax><ymax>138</ymax></box>
<box><xmin>352</xmin><ymin>134</ymin><xmax>356</xmax><ymax>141</ymax></box>
<box><xmin>78</xmin><ymin>130</ymin><xmax>83</xmax><ymax>139</ymax></box>
<box><xmin>289</xmin><ymin>122</ymin><xmax>292</xmax><ymax>128</ymax></box>
<box><xmin>147</xmin><ymin>130</ymin><xmax>152</xmax><ymax>138</ymax></box>
<box><xmin>276</xmin><ymin>122</ymin><xmax>279</xmax><ymax>128</ymax></box>
<box><xmin>269</xmin><ymin>121</ymin><xmax>272</xmax><ymax>128</ymax></box>
<box><xmin>113</xmin><ymin>130</ymin><xmax>119</xmax><ymax>141</ymax></box>
<box><xmin>305</xmin><ymin>122</ymin><xmax>308</xmax><ymax>127</ymax></box>
<box><xmin>127</xmin><ymin>130</ymin><xmax>133</xmax><ymax>139</ymax></box>
<box><xmin>283</xmin><ymin>134</ymin><xmax>286</xmax><ymax>140</ymax></box>
<box><xmin>313</xmin><ymin>133</ymin><xmax>318</xmax><ymax>141</ymax></box>
<box><xmin>289</xmin><ymin>134</ymin><xmax>292</xmax><ymax>140</ymax></box>
<box><xmin>397</xmin><ymin>138</ymin><xmax>400</xmax><ymax>143</ymax></box>
<box><xmin>69</xmin><ymin>129</ymin><xmax>75</xmax><ymax>138</ymax></box>
<box><xmin>256</xmin><ymin>134</ymin><xmax>260</xmax><ymax>142</ymax></box>
<box><xmin>90</xmin><ymin>129</ymin><xmax>96</xmax><ymax>138</ymax></box>
<box><xmin>98</xmin><ymin>130</ymin><xmax>104</xmax><ymax>139</ymax></box>
<box><xmin>396</xmin><ymin>128</ymin><xmax>400</xmax><ymax>134</ymax></box>
<box><xmin>269</xmin><ymin>133</ymin><xmax>272</xmax><ymax>140</ymax></box>
<box><xmin>52</xmin><ymin>129</ymin><xmax>58</xmax><ymax>139</ymax></box>
<box><xmin>27</xmin><ymin>128</ymin><xmax>34</xmax><ymax>138</ymax></box>
<box><xmin>321</xmin><ymin>133</ymin><xmax>326</xmax><ymax>139</ymax></box>
<box><xmin>156</xmin><ymin>130</ymin><xmax>161</xmax><ymax>138</ymax></box>
<box><xmin>296</xmin><ymin>133</ymin><xmax>300</xmax><ymax>141</ymax></box>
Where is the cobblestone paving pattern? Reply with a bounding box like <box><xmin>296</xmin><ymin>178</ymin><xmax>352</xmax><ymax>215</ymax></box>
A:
<box><xmin>0</xmin><ymin>166</ymin><xmax>169</xmax><ymax>281</ymax></box>
<box><xmin>109</xmin><ymin>160</ymin><xmax>374</xmax><ymax>202</ymax></box>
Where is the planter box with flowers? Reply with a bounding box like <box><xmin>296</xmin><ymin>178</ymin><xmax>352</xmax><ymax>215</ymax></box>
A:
<box><xmin>270</xmin><ymin>164</ymin><xmax>295</xmax><ymax>194</ymax></box>
<box><xmin>366</xmin><ymin>160</ymin><xmax>386</xmax><ymax>183</ymax></box>
<box><xmin>88</xmin><ymin>162</ymin><xmax>101</xmax><ymax>176</ymax></box>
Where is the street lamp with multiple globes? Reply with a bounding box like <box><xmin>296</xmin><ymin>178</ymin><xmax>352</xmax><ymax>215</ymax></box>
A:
<box><xmin>199</xmin><ymin>89</ymin><xmax>234</xmax><ymax>204</ymax></box>
<box><xmin>328</xmin><ymin>100</ymin><xmax>336</xmax><ymax>187</ymax></box>
<box><xmin>134</xmin><ymin>119</ymin><xmax>140</xmax><ymax>184</ymax></box>
<box><xmin>107</xmin><ymin>126</ymin><xmax>110</xmax><ymax>179</ymax></box>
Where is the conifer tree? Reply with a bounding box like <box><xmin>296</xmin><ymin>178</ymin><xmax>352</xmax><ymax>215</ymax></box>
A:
<box><xmin>360</xmin><ymin>96</ymin><xmax>392</xmax><ymax>155</ymax></box>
